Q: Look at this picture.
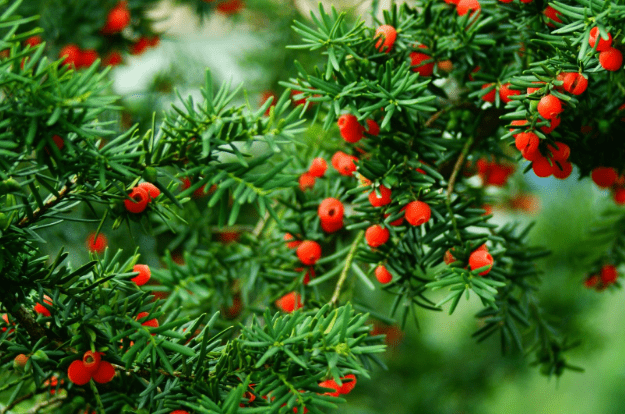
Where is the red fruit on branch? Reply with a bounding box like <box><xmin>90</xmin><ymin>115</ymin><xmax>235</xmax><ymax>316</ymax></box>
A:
<box><xmin>136</xmin><ymin>312</ymin><xmax>159</xmax><ymax>328</ymax></box>
<box><xmin>375</xmin><ymin>265</ymin><xmax>393</xmax><ymax>284</ymax></box>
<box><xmin>338</xmin><ymin>114</ymin><xmax>365</xmax><ymax>143</ymax></box>
<box><xmin>405</xmin><ymin>201</ymin><xmax>431</xmax><ymax>226</ymax></box>
<box><xmin>410</xmin><ymin>45</ymin><xmax>434</xmax><ymax>77</ymax></box>
<box><xmin>34</xmin><ymin>295</ymin><xmax>53</xmax><ymax>317</ymax></box>
<box><xmin>456</xmin><ymin>0</ymin><xmax>481</xmax><ymax>17</ymax></box>
<box><xmin>298</xmin><ymin>173</ymin><xmax>315</xmax><ymax>191</ymax></box>
<box><xmin>308</xmin><ymin>157</ymin><xmax>327</xmax><ymax>177</ymax></box>
<box><xmin>138</xmin><ymin>182</ymin><xmax>161</xmax><ymax>201</ymax></box>
<box><xmin>82</xmin><ymin>351</ymin><xmax>101</xmax><ymax>373</ymax></box>
<box><xmin>560</xmin><ymin>72</ymin><xmax>588</xmax><ymax>95</ymax></box>
<box><xmin>368</xmin><ymin>185</ymin><xmax>392</xmax><ymax>207</ymax></box>
<box><xmin>481</xmin><ymin>83</ymin><xmax>496</xmax><ymax>103</ymax></box>
<box><xmin>102</xmin><ymin>2</ymin><xmax>131</xmax><ymax>34</ymax></box>
<box><xmin>124</xmin><ymin>187</ymin><xmax>149</xmax><ymax>213</ymax></box>
<box><xmin>59</xmin><ymin>44</ymin><xmax>81</xmax><ymax>68</ymax></box>
<box><xmin>537</xmin><ymin>95</ymin><xmax>563</xmax><ymax>120</ymax></box>
<box><xmin>374</xmin><ymin>25</ymin><xmax>397</xmax><ymax>53</ymax></box>
<box><xmin>338</xmin><ymin>374</ymin><xmax>357</xmax><ymax>394</ymax></box>
<box><xmin>276</xmin><ymin>292</ymin><xmax>303</xmax><ymax>313</ymax></box>
<box><xmin>532</xmin><ymin>155</ymin><xmax>553</xmax><ymax>178</ymax></box>
<box><xmin>588</xmin><ymin>27</ymin><xmax>612</xmax><ymax>52</ymax></box>
<box><xmin>67</xmin><ymin>360</ymin><xmax>92</xmax><ymax>386</ymax></box>
<box><xmin>600</xmin><ymin>264</ymin><xmax>618</xmax><ymax>285</ymax></box>
<box><xmin>321</xmin><ymin>219</ymin><xmax>344</xmax><ymax>233</ymax></box>
<box><xmin>284</xmin><ymin>233</ymin><xmax>302</xmax><ymax>249</ymax></box>
<box><xmin>92</xmin><ymin>360</ymin><xmax>116</xmax><ymax>384</ymax></box>
<box><xmin>498</xmin><ymin>83</ymin><xmax>520</xmax><ymax>104</ymax></box>
<box><xmin>318</xmin><ymin>198</ymin><xmax>344</xmax><ymax>224</ymax></box>
<box><xmin>296</xmin><ymin>241</ymin><xmax>322</xmax><ymax>265</ymax></box>
<box><xmin>599</xmin><ymin>48</ymin><xmax>623</xmax><ymax>71</ymax></box>
<box><xmin>365</xmin><ymin>225</ymin><xmax>390</xmax><ymax>247</ymax></box>
<box><xmin>543</xmin><ymin>6</ymin><xmax>562</xmax><ymax>27</ymax></box>
<box><xmin>469</xmin><ymin>249</ymin><xmax>494</xmax><ymax>275</ymax></box>
<box><xmin>86</xmin><ymin>232</ymin><xmax>108</xmax><ymax>253</ymax></box>
<box><xmin>591</xmin><ymin>167</ymin><xmax>618</xmax><ymax>188</ymax></box>
<box><xmin>79</xmin><ymin>49</ymin><xmax>99</xmax><ymax>69</ymax></box>
<box><xmin>131</xmin><ymin>264</ymin><xmax>151</xmax><ymax>286</ymax></box>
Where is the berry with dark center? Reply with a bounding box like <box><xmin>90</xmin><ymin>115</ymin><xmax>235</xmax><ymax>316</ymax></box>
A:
<box><xmin>365</xmin><ymin>225</ymin><xmax>390</xmax><ymax>248</ymax></box>
<box><xmin>336</xmin><ymin>153</ymin><xmax>358</xmax><ymax>176</ymax></box>
<box><xmin>374</xmin><ymin>25</ymin><xmax>397</xmax><ymax>53</ymax></box>
<box><xmin>296</xmin><ymin>241</ymin><xmax>322</xmax><ymax>265</ymax></box>
<box><xmin>124</xmin><ymin>187</ymin><xmax>149</xmax><ymax>213</ymax></box>
<box><xmin>82</xmin><ymin>351</ymin><xmax>101</xmax><ymax>373</ymax></box>
<box><xmin>318</xmin><ymin>198</ymin><xmax>344</xmax><ymax>224</ymax></box>
<box><xmin>404</xmin><ymin>201</ymin><xmax>431</xmax><ymax>226</ymax></box>
<box><xmin>375</xmin><ymin>265</ymin><xmax>392</xmax><ymax>284</ymax></box>
<box><xmin>131</xmin><ymin>264</ymin><xmax>151</xmax><ymax>286</ymax></box>
<box><xmin>469</xmin><ymin>249</ymin><xmax>494</xmax><ymax>275</ymax></box>
<box><xmin>560</xmin><ymin>72</ymin><xmax>588</xmax><ymax>95</ymax></box>
<box><xmin>368</xmin><ymin>185</ymin><xmax>392</xmax><ymax>207</ymax></box>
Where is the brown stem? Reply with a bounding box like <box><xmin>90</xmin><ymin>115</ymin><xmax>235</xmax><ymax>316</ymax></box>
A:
<box><xmin>17</xmin><ymin>176</ymin><xmax>78</xmax><ymax>228</ymax></box>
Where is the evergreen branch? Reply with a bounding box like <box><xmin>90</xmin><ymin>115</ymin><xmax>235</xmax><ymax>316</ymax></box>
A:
<box><xmin>16</xmin><ymin>176</ymin><xmax>77</xmax><ymax>228</ymax></box>
<box><xmin>446</xmin><ymin>136</ymin><xmax>473</xmax><ymax>241</ymax></box>
<box><xmin>330</xmin><ymin>230</ymin><xmax>365</xmax><ymax>306</ymax></box>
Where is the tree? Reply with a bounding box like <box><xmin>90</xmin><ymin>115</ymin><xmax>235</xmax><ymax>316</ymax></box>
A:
<box><xmin>1</xmin><ymin>0</ymin><xmax>624</xmax><ymax>413</ymax></box>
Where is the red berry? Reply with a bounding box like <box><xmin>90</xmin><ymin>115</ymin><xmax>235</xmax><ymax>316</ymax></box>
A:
<box><xmin>481</xmin><ymin>83</ymin><xmax>496</xmax><ymax>103</ymax></box>
<box><xmin>296</xmin><ymin>241</ymin><xmax>322</xmax><ymax>265</ymax></box>
<box><xmin>319</xmin><ymin>379</ymin><xmax>340</xmax><ymax>396</ymax></box>
<box><xmin>86</xmin><ymin>232</ymin><xmax>108</xmax><ymax>253</ymax></box>
<box><xmin>298</xmin><ymin>173</ymin><xmax>315</xmax><ymax>191</ymax></box>
<box><xmin>468</xmin><ymin>65</ymin><xmax>480</xmax><ymax>81</ymax></box>
<box><xmin>318</xmin><ymin>198</ymin><xmax>344</xmax><ymax>224</ymax></box>
<box><xmin>552</xmin><ymin>160</ymin><xmax>572</xmax><ymax>180</ymax></box>
<box><xmin>321</xmin><ymin>218</ymin><xmax>344</xmax><ymax>233</ymax></box>
<box><xmin>560</xmin><ymin>72</ymin><xmax>588</xmax><ymax>95</ymax></box>
<box><xmin>131</xmin><ymin>264</ymin><xmax>151</xmax><ymax>286</ymax></box>
<box><xmin>537</xmin><ymin>94</ymin><xmax>563</xmax><ymax>120</ymax></box>
<box><xmin>338</xmin><ymin>374</ymin><xmax>357</xmax><ymax>394</ymax></box>
<box><xmin>124</xmin><ymin>187</ymin><xmax>149</xmax><ymax>213</ymax></box>
<box><xmin>543</xmin><ymin>6</ymin><xmax>562</xmax><ymax>27</ymax></box>
<box><xmin>337</xmin><ymin>154</ymin><xmax>358</xmax><ymax>176</ymax></box>
<box><xmin>337</xmin><ymin>114</ymin><xmax>365</xmax><ymax>143</ymax></box>
<box><xmin>591</xmin><ymin>167</ymin><xmax>618</xmax><ymax>188</ymax></box>
<box><xmin>284</xmin><ymin>233</ymin><xmax>302</xmax><ymax>249</ymax></box>
<box><xmin>374</xmin><ymin>25</ymin><xmax>397</xmax><ymax>53</ymax></box>
<box><xmin>547</xmin><ymin>142</ymin><xmax>570</xmax><ymax>161</ymax></box>
<box><xmin>260</xmin><ymin>91</ymin><xmax>277</xmax><ymax>115</ymax></box>
<box><xmin>130</xmin><ymin>37</ymin><xmax>150</xmax><ymax>55</ymax></box>
<box><xmin>366</xmin><ymin>119</ymin><xmax>380</xmax><ymax>136</ymax></box>
<box><xmin>34</xmin><ymin>295</ymin><xmax>53</xmax><ymax>317</ymax></box>
<box><xmin>589</xmin><ymin>27</ymin><xmax>612</xmax><ymax>52</ymax></box>
<box><xmin>444</xmin><ymin>249</ymin><xmax>456</xmax><ymax>265</ymax></box>
<box><xmin>614</xmin><ymin>188</ymin><xmax>625</xmax><ymax>204</ymax></box>
<box><xmin>515</xmin><ymin>131</ymin><xmax>539</xmax><ymax>154</ymax></box>
<box><xmin>170</xmin><ymin>411</ymin><xmax>190</xmax><ymax>414</ymax></box>
<box><xmin>456</xmin><ymin>0</ymin><xmax>481</xmax><ymax>17</ymax></box>
<box><xmin>468</xmin><ymin>249</ymin><xmax>494</xmax><ymax>276</ymax></box>
<box><xmin>92</xmin><ymin>360</ymin><xmax>115</xmax><ymax>384</ymax></box>
<box><xmin>296</xmin><ymin>267</ymin><xmax>315</xmax><ymax>285</ymax></box>
<box><xmin>216</xmin><ymin>0</ymin><xmax>244</xmax><ymax>14</ymax></box>
<box><xmin>102</xmin><ymin>50</ymin><xmax>123</xmax><ymax>67</ymax></box>
<box><xmin>136</xmin><ymin>312</ymin><xmax>159</xmax><ymax>328</ymax></box>
<box><xmin>79</xmin><ymin>49</ymin><xmax>99</xmax><ymax>69</ymax></box>
<box><xmin>102</xmin><ymin>3</ymin><xmax>131</xmax><ymax>34</ymax></box>
<box><xmin>375</xmin><ymin>265</ymin><xmax>393</xmax><ymax>284</ymax></box>
<box><xmin>67</xmin><ymin>360</ymin><xmax>92</xmax><ymax>385</ymax></box>
<box><xmin>331</xmin><ymin>151</ymin><xmax>347</xmax><ymax>170</ymax></box>
<box><xmin>599</xmin><ymin>47</ymin><xmax>623</xmax><ymax>71</ymax></box>
<box><xmin>137</xmin><ymin>182</ymin><xmax>160</xmax><ymax>200</ymax></box>
<box><xmin>59</xmin><ymin>44</ymin><xmax>81</xmax><ymax>68</ymax></box>
<box><xmin>82</xmin><ymin>351</ymin><xmax>101</xmax><ymax>373</ymax></box>
<box><xmin>584</xmin><ymin>275</ymin><xmax>599</xmax><ymax>288</ymax></box>
<box><xmin>404</xmin><ymin>201</ymin><xmax>431</xmax><ymax>226</ymax></box>
<box><xmin>600</xmin><ymin>264</ymin><xmax>618</xmax><ymax>285</ymax></box>
<box><xmin>365</xmin><ymin>225</ymin><xmax>390</xmax><ymax>248</ymax></box>
<box><xmin>410</xmin><ymin>45</ymin><xmax>434</xmax><ymax>77</ymax></box>
<box><xmin>498</xmin><ymin>83</ymin><xmax>520</xmax><ymax>104</ymax></box>
<box><xmin>308</xmin><ymin>158</ymin><xmax>327</xmax><ymax>177</ymax></box>
<box><xmin>484</xmin><ymin>163</ymin><xmax>515</xmax><ymax>186</ymax></box>
<box><xmin>275</xmin><ymin>292</ymin><xmax>303</xmax><ymax>313</ymax></box>
<box><xmin>14</xmin><ymin>353</ymin><xmax>28</xmax><ymax>369</ymax></box>
<box><xmin>539</xmin><ymin>115</ymin><xmax>561</xmax><ymax>134</ymax></box>
<box><xmin>368</xmin><ymin>185</ymin><xmax>392</xmax><ymax>207</ymax></box>
<box><xmin>532</xmin><ymin>155</ymin><xmax>553</xmax><ymax>178</ymax></box>
<box><xmin>24</xmin><ymin>35</ymin><xmax>42</xmax><ymax>48</ymax></box>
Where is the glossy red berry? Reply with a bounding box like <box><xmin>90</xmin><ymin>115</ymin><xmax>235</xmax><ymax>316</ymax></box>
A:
<box><xmin>299</xmin><ymin>173</ymin><xmax>315</xmax><ymax>191</ymax></box>
<box><xmin>102</xmin><ymin>2</ymin><xmax>131</xmax><ymax>34</ymax></box>
<box><xmin>614</xmin><ymin>188</ymin><xmax>625</xmax><ymax>204</ymax></box>
<box><xmin>588</xmin><ymin>27</ymin><xmax>612</xmax><ymax>52</ymax></box>
<box><xmin>24</xmin><ymin>35</ymin><xmax>42</xmax><ymax>48</ymax></box>
<box><xmin>543</xmin><ymin>6</ymin><xmax>562</xmax><ymax>27</ymax></box>
<box><xmin>375</xmin><ymin>265</ymin><xmax>393</xmax><ymax>284</ymax></box>
<box><xmin>276</xmin><ymin>292</ymin><xmax>303</xmax><ymax>313</ymax></box>
<box><xmin>552</xmin><ymin>160</ymin><xmax>572</xmax><ymax>180</ymax></box>
<box><xmin>456</xmin><ymin>0</ymin><xmax>480</xmax><ymax>17</ymax></box>
<box><xmin>68</xmin><ymin>360</ymin><xmax>92</xmax><ymax>385</ymax></box>
<box><xmin>92</xmin><ymin>360</ymin><xmax>115</xmax><ymax>384</ymax></box>
<box><xmin>82</xmin><ymin>351</ymin><xmax>101</xmax><ymax>373</ymax></box>
<box><xmin>481</xmin><ymin>83</ymin><xmax>496</xmax><ymax>103</ymax></box>
<box><xmin>59</xmin><ymin>44</ymin><xmax>81</xmax><ymax>68</ymax></box>
<box><xmin>404</xmin><ymin>201</ymin><xmax>431</xmax><ymax>226</ymax></box>
<box><xmin>539</xmin><ymin>115</ymin><xmax>561</xmax><ymax>134</ymax></box>
<box><xmin>591</xmin><ymin>167</ymin><xmax>618</xmax><ymax>188</ymax></box>
<box><xmin>515</xmin><ymin>131</ymin><xmax>539</xmax><ymax>154</ymax></box>
<box><xmin>444</xmin><ymin>249</ymin><xmax>456</xmax><ymax>265</ymax></box>
<box><xmin>337</xmin><ymin>154</ymin><xmax>358</xmax><ymax>176</ymax></box>
<box><xmin>410</xmin><ymin>45</ymin><xmax>434</xmax><ymax>77</ymax></box>
<box><xmin>308</xmin><ymin>158</ymin><xmax>327</xmax><ymax>177</ymax></box>
<box><xmin>374</xmin><ymin>25</ymin><xmax>397</xmax><ymax>53</ymax></box>
<box><xmin>284</xmin><ymin>233</ymin><xmax>302</xmax><ymax>249</ymax></box>
<box><xmin>34</xmin><ymin>295</ymin><xmax>53</xmax><ymax>317</ymax></box>
<box><xmin>600</xmin><ymin>264</ymin><xmax>618</xmax><ymax>285</ymax></box>
<box><xmin>537</xmin><ymin>94</ymin><xmax>563</xmax><ymax>120</ymax></box>
<box><xmin>131</xmin><ymin>264</ymin><xmax>151</xmax><ymax>286</ymax></box>
<box><xmin>78</xmin><ymin>49</ymin><xmax>99</xmax><ymax>69</ymax></box>
<box><xmin>338</xmin><ymin>374</ymin><xmax>357</xmax><ymax>394</ymax></box>
<box><xmin>319</xmin><ymin>378</ymin><xmax>340</xmax><ymax>397</ymax></box>
<box><xmin>532</xmin><ymin>155</ymin><xmax>553</xmax><ymax>178</ymax></box>
<box><xmin>366</xmin><ymin>119</ymin><xmax>380</xmax><ymax>136</ymax></box>
<box><xmin>599</xmin><ymin>47</ymin><xmax>623</xmax><ymax>71</ymax></box>
<box><xmin>321</xmin><ymin>219</ymin><xmax>344</xmax><ymax>233</ymax></box>
<box><xmin>338</xmin><ymin>114</ymin><xmax>365</xmax><ymax>143</ymax></box>
<box><xmin>365</xmin><ymin>225</ymin><xmax>390</xmax><ymax>248</ymax></box>
<box><xmin>469</xmin><ymin>249</ymin><xmax>494</xmax><ymax>275</ymax></box>
<box><xmin>547</xmin><ymin>142</ymin><xmax>570</xmax><ymax>161</ymax></box>
<box><xmin>137</xmin><ymin>182</ymin><xmax>160</xmax><ymax>200</ymax></box>
<box><xmin>86</xmin><ymin>232</ymin><xmax>107</xmax><ymax>253</ymax></box>
<box><xmin>297</xmin><ymin>241</ymin><xmax>322</xmax><ymax>265</ymax></box>
<box><xmin>498</xmin><ymin>83</ymin><xmax>520</xmax><ymax>104</ymax></box>
<box><xmin>560</xmin><ymin>72</ymin><xmax>588</xmax><ymax>95</ymax></box>
<box><xmin>124</xmin><ymin>187</ymin><xmax>149</xmax><ymax>213</ymax></box>
<box><xmin>136</xmin><ymin>312</ymin><xmax>159</xmax><ymax>328</ymax></box>
<box><xmin>368</xmin><ymin>185</ymin><xmax>392</xmax><ymax>207</ymax></box>
<box><xmin>318</xmin><ymin>198</ymin><xmax>344</xmax><ymax>224</ymax></box>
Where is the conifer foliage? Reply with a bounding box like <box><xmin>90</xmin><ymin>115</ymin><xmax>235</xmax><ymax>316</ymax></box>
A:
<box><xmin>1</xmin><ymin>0</ymin><xmax>625</xmax><ymax>412</ymax></box>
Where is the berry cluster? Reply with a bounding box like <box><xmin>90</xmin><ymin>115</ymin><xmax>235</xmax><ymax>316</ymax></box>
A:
<box><xmin>67</xmin><ymin>351</ymin><xmax>116</xmax><ymax>385</ymax></box>
<box><xmin>299</xmin><ymin>157</ymin><xmax>327</xmax><ymax>191</ymax></box>
<box><xmin>124</xmin><ymin>182</ymin><xmax>160</xmax><ymax>214</ymax></box>
<box><xmin>584</xmin><ymin>264</ymin><xmax>619</xmax><ymax>290</ymax></box>
<box><xmin>318</xmin><ymin>374</ymin><xmax>357</xmax><ymax>397</ymax></box>
<box><xmin>445</xmin><ymin>244</ymin><xmax>494</xmax><ymax>276</ymax></box>
<box><xmin>474</xmin><ymin>158</ymin><xmax>516</xmax><ymax>187</ymax></box>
